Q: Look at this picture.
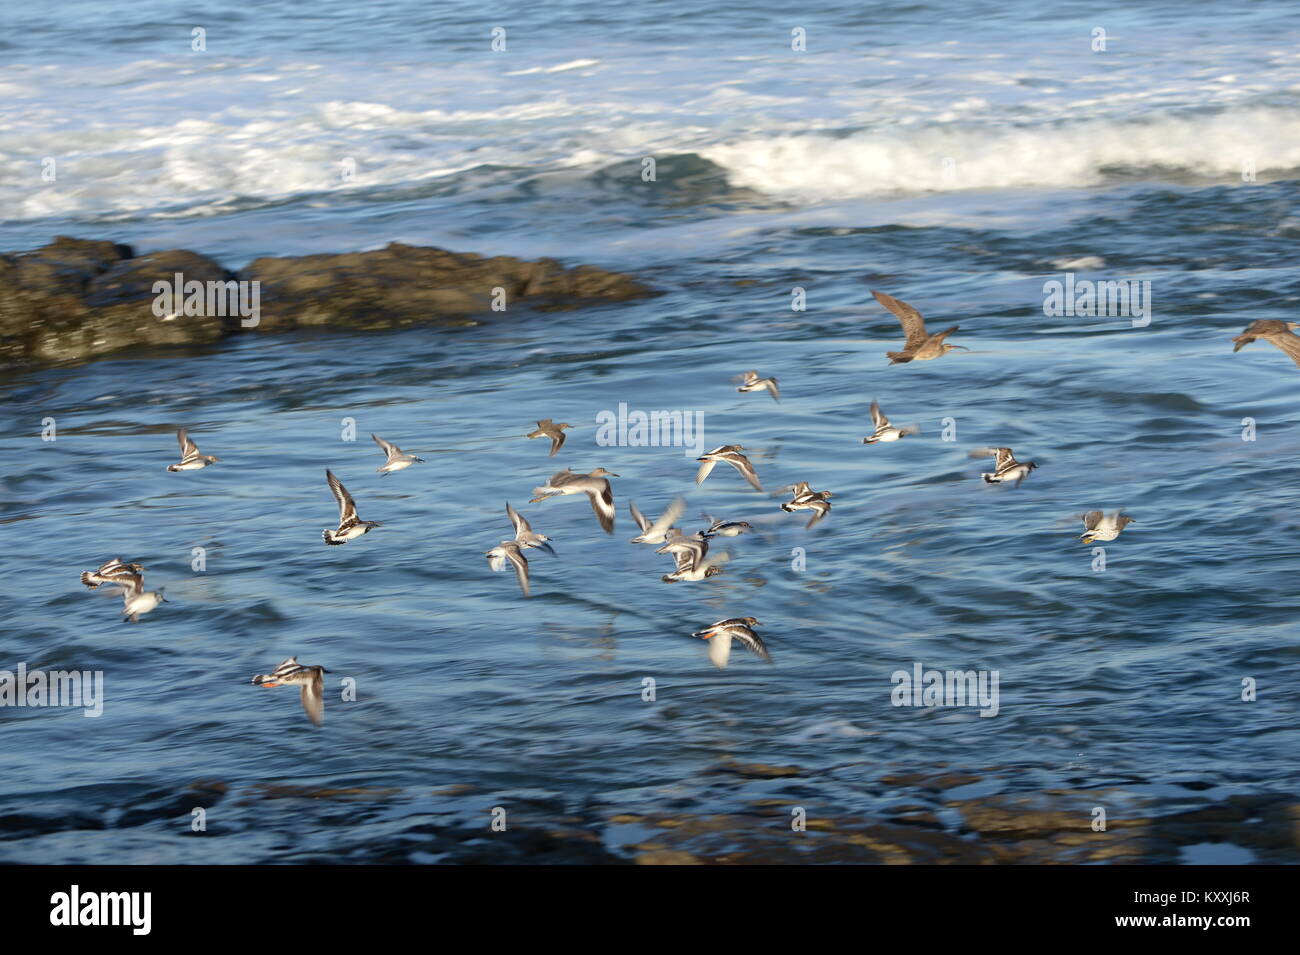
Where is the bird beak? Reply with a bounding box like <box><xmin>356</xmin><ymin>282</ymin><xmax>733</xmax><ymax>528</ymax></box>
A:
<box><xmin>608</xmin><ymin>472</ymin><xmax>621</xmax><ymax>477</ymax></box>
<box><xmin>948</xmin><ymin>345</ymin><xmax>971</xmax><ymax>352</ymax></box>
<box><xmin>539</xmin><ymin>542</ymin><xmax>557</xmax><ymax>556</ymax></box>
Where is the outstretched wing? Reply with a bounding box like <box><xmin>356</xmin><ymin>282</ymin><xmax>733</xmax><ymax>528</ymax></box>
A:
<box><xmin>588</xmin><ymin>484</ymin><xmax>615</xmax><ymax>534</ymax></box>
<box><xmin>372</xmin><ymin>433</ymin><xmax>400</xmax><ymax>460</ymax></box>
<box><xmin>645</xmin><ymin>497</ymin><xmax>686</xmax><ymax>540</ymax></box>
<box><xmin>326</xmin><ymin>469</ymin><xmax>358</xmax><ymax>525</ymax></box>
<box><xmin>727</xmin><ymin>454</ymin><xmax>764</xmax><ymax>492</ymax></box>
<box><xmin>871</xmin><ymin>290</ymin><xmax>929</xmax><ymax>347</ymax></box>
<box><xmin>870</xmin><ymin>399</ymin><xmax>888</xmax><ymax>430</ymax></box>
<box><xmin>1267</xmin><ymin>333</ymin><xmax>1300</xmax><ymax>369</ymax></box>
<box><xmin>1081</xmin><ymin>510</ymin><xmax>1103</xmax><ymax>531</ymax></box>
<box><xmin>300</xmin><ymin>672</ymin><xmax>325</xmax><ymax>727</ymax></box>
<box><xmin>732</xmin><ymin>628</ymin><xmax>771</xmax><ymax>662</ymax></box>
<box><xmin>177</xmin><ymin>428</ymin><xmax>199</xmax><ymax>461</ymax></box>
<box><xmin>506</xmin><ymin>501</ymin><xmax>531</xmax><ymax>537</ymax></box>
<box><xmin>506</xmin><ymin>546</ymin><xmax>531</xmax><ymax>598</ymax></box>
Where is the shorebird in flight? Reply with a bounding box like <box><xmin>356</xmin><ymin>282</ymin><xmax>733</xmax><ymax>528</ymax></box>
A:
<box><xmin>871</xmin><ymin>290</ymin><xmax>966</xmax><ymax>364</ymax></box>
<box><xmin>655</xmin><ymin>529</ymin><xmax>710</xmax><ymax>574</ymax></box>
<box><xmin>485</xmin><ymin>540</ymin><xmax>531</xmax><ymax>597</ymax></box>
<box><xmin>1232</xmin><ymin>320</ymin><xmax>1300</xmax><ymax>368</ymax></box>
<box><xmin>372</xmin><ymin>433</ymin><xmax>423</xmax><ymax>474</ymax></box>
<box><xmin>696</xmin><ymin>445</ymin><xmax>763</xmax><ymax>492</ymax></box>
<box><xmin>629</xmin><ymin>497</ymin><xmax>685</xmax><ymax>544</ymax></box>
<box><xmin>661</xmin><ymin>548</ymin><xmax>729</xmax><ymax>582</ymax></box>
<box><xmin>119</xmin><ymin>572</ymin><xmax>165</xmax><ymax>624</ymax></box>
<box><xmin>779</xmin><ymin>482</ymin><xmax>834</xmax><ymax>528</ymax></box>
<box><xmin>167</xmin><ymin>428</ymin><xmax>219</xmax><ymax>471</ymax></box>
<box><xmin>862</xmin><ymin>399</ymin><xmax>919</xmax><ymax>444</ymax></box>
<box><xmin>80</xmin><ymin>557</ymin><xmax>146</xmax><ymax>591</ymax></box>
<box><xmin>530</xmin><ymin>468</ymin><xmax>619</xmax><ymax>534</ymax></box>
<box><xmin>735</xmin><ymin>370</ymin><xmax>780</xmax><ymax>402</ymax></box>
<box><xmin>506</xmin><ymin>501</ymin><xmax>555</xmax><ymax>555</ymax></box>
<box><xmin>1079</xmin><ymin>510</ymin><xmax>1135</xmax><ymax>544</ymax></box>
<box><xmin>251</xmin><ymin>657</ymin><xmax>329</xmax><ymax>726</ymax></box>
<box><xmin>971</xmin><ymin>447</ymin><xmax>1038</xmax><ymax>487</ymax></box>
<box><xmin>527</xmin><ymin>419</ymin><xmax>573</xmax><ymax>457</ymax></box>
<box><xmin>701</xmin><ymin>515</ymin><xmax>752</xmax><ymax>538</ymax></box>
<box><xmin>322</xmin><ymin>469</ymin><xmax>381</xmax><ymax>544</ymax></box>
<box><xmin>691</xmin><ymin>618</ymin><xmax>770</xmax><ymax>667</ymax></box>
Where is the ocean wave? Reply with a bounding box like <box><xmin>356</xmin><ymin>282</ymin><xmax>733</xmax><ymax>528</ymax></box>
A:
<box><xmin>700</xmin><ymin>107</ymin><xmax>1300</xmax><ymax>199</ymax></box>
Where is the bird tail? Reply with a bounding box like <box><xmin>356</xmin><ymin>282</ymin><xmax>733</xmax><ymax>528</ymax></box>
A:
<box><xmin>80</xmin><ymin>572</ymin><xmax>99</xmax><ymax>589</ymax></box>
<box><xmin>886</xmin><ymin>351</ymin><xmax>913</xmax><ymax>364</ymax></box>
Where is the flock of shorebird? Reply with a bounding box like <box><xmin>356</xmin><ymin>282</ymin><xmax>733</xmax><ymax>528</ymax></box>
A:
<box><xmin>76</xmin><ymin>290</ymin><xmax>1286</xmax><ymax>725</ymax></box>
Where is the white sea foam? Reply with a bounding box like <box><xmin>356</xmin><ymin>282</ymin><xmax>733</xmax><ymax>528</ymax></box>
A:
<box><xmin>0</xmin><ymin>35</ymin><xmax>1297</xmax><ymax>223</ymax></box>
<box><xmin>701</xmin><ymin>107</ymin><xmax>1300</xmax><ymax>200</ymax></box>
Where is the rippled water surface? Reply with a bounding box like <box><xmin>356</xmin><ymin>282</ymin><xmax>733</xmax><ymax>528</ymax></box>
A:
<box><xmin>1</xmin><ymin>0</ymin><xmax>1298</xmax><ymax>863</ymax></box>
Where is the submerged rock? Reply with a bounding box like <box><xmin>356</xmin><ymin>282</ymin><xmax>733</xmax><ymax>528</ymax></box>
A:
<box><xmin>0</xmin><ymin>236</ymin><xmax>654</xmax><ymax>366</ymax></box>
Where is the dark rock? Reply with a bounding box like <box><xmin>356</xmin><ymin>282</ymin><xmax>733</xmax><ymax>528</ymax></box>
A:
<box><xmin>0</xmin><ymin>237</ymin><xmax>655</xmax><ymax>366</ymax></box>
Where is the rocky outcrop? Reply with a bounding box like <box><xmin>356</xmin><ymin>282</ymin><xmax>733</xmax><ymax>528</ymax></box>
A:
<box><xmin>0</xmin><ymin>236</ymin><xmax>654</xmax><ymax>365</ymax></box>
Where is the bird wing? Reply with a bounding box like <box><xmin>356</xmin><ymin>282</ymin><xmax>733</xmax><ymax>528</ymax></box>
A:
<box><xmin>1267</xmin><ymin>333</ymin><xmax>1300</xmax><ymax>369</ymax></box>
<box><xmin>871</xmin><ymin>290</ymin><xmax>929</xmax><ymax>347</ymax></box>
<box><xmin>326</xmin><ymin>469</ymin><xmax>358</xmax><ymax>525</ymax></box>
<box><xmin>766</xmin><ymin>378</ymin><xmax>780</xmax><ymax>402</ymax></box>
<box><xmin>506</xmin><ymin>546</ymin><xmax>531</xmax><ymax>597</ymax></box>
<box><xmin>372</xmin><ymin>433</ymin><xmax>400</xmax><ymax>460</ymax></box>
<box><xmin>646</xmin><ymin>497</ymin><xmax>686</xmax><ymax>539</ymax></box>
<box><xmin>300</xmin><ymin>672</ymin><xmax>324</xmax><ymax>727</ymax></box>
<box><xmin>177</xmin><ymin>428</ymin><xmax>200</xmax><ymax>460</ymax></box>
<box><xmin>732</xmin><ymin>628</ymin><xmax>771</xmax><ymax>662</ymax></box>
<box><xmin>506</xmin><ymin>501</ymin><xmax>531</xmax><ymax>537</ymax></box>
<box><xmin>708</xmin><ymin>635</ymin><xmax>732</xmax><ymax>669</ymax></box>
<box><xmin>588</xmin><ymin>483</ymin><xmax>616</xmax><ymax>534</ymax></box>
<box><xmin>870</xmin><ymin>399</ymin><xmax>888</xmax><ymax>430</ymax></box>
<box><xmin>628</xmin><ymin>501</ymin><xmax>649</xmax><ymax>532</ymax></box>
<box><xmin>726</xmin><ymin>454</ymin><xmax>764</xmax><ymax>491</ymax></box>
<box><xmin>695</xmin><ymin>458</ymin><xmax>718</xmax><ymax>485</ymax></box>
<box><xmin>1081</xmin><ymin>510</ymin><xmax>1103</xmax><ymax>531</ymax></box>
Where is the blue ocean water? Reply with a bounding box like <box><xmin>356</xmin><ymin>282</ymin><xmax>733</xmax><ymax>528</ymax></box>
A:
<box><xmin>1</xmin><ymin>1</ymin><xmax>1298</xmax><ymax>862</ymax></box>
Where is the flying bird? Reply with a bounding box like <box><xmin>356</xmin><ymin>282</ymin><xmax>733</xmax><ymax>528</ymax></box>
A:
<box><xmin>1079</xmin><ymin>510</ymin><xmax>1135</xmax><ymax>544</ymax></box>
<box><xmin>629</xmin><ymin>497</ymin><xmax>685</xmax><ymax>544</ymax></box>
<box><xmin>119</xmin><ymin>573</ymin><xmax>165</xmax><ymax>624</ymax></box>
<box><xmin>167</xmin><ymin>428</ymin><xmax>219</xmax><ymax>471</ymax></box>
<box><xmin>690</xmin><ymin>618</ymin><xmax>770</xmax><ymax>667</ymax></box>
<box><xmin>506</xmin><ymin>501</ymin><xmax>555</xmax><ymax>555</ymax></box>
<box><xmin>485</xmin><ymin>540</ymin><xmax>531</xmax><ymax>597</ymax></box>
<box><xmin>871</xmin><ymin>289</ymin><xmax>967</xmax><ymax>364</ymax></box>
<box><xmin>970</xmin><ymin>447</ymin><xmax>1039</xmax><ymax>488</ymax></box>
<box><xmin>251</xmin><ymin>657</ymin><xmax>329</xmax><ymax>726</ymax></box>
<box><xmin>530</xmin><ymin>468</ymin><xmax>619</xmax><ymax>534</ymax></box>
<box><xmin>862</xmin><ymin>399</ymin><xmax>919</xmax><ymax>443</ymax></box>
<box><xmin>372</xmin><ymin>433</ymin><xmax>423</xmax><ymax>474</ymax></box>
<box><xmin>322</xmin><ymin>469</ymin><xmax>382</xmax><ymax>544</ymax></box>
<box><xmin>1232</xmin><ymin>320</ymin><xmax>1300</xmax><ymax>368</ymax></box>
<box><xmin>527</xmin><ymin>419</ymin><xmax>573</xmax><ymax>457</ymax></box>
<box><xmin>696</xmin><ymin>445</ymin><xmax>763</xmax><ymax>492</ymax></box>
<box><xmin>735</xmin><ymin>370</ymin><xmax>780</xmax><ymax>402</ymax></box>
<box><xmin>779</xmin><ymin>482</ymin><xmax>834</xmax><ymax>528</ymax></box>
